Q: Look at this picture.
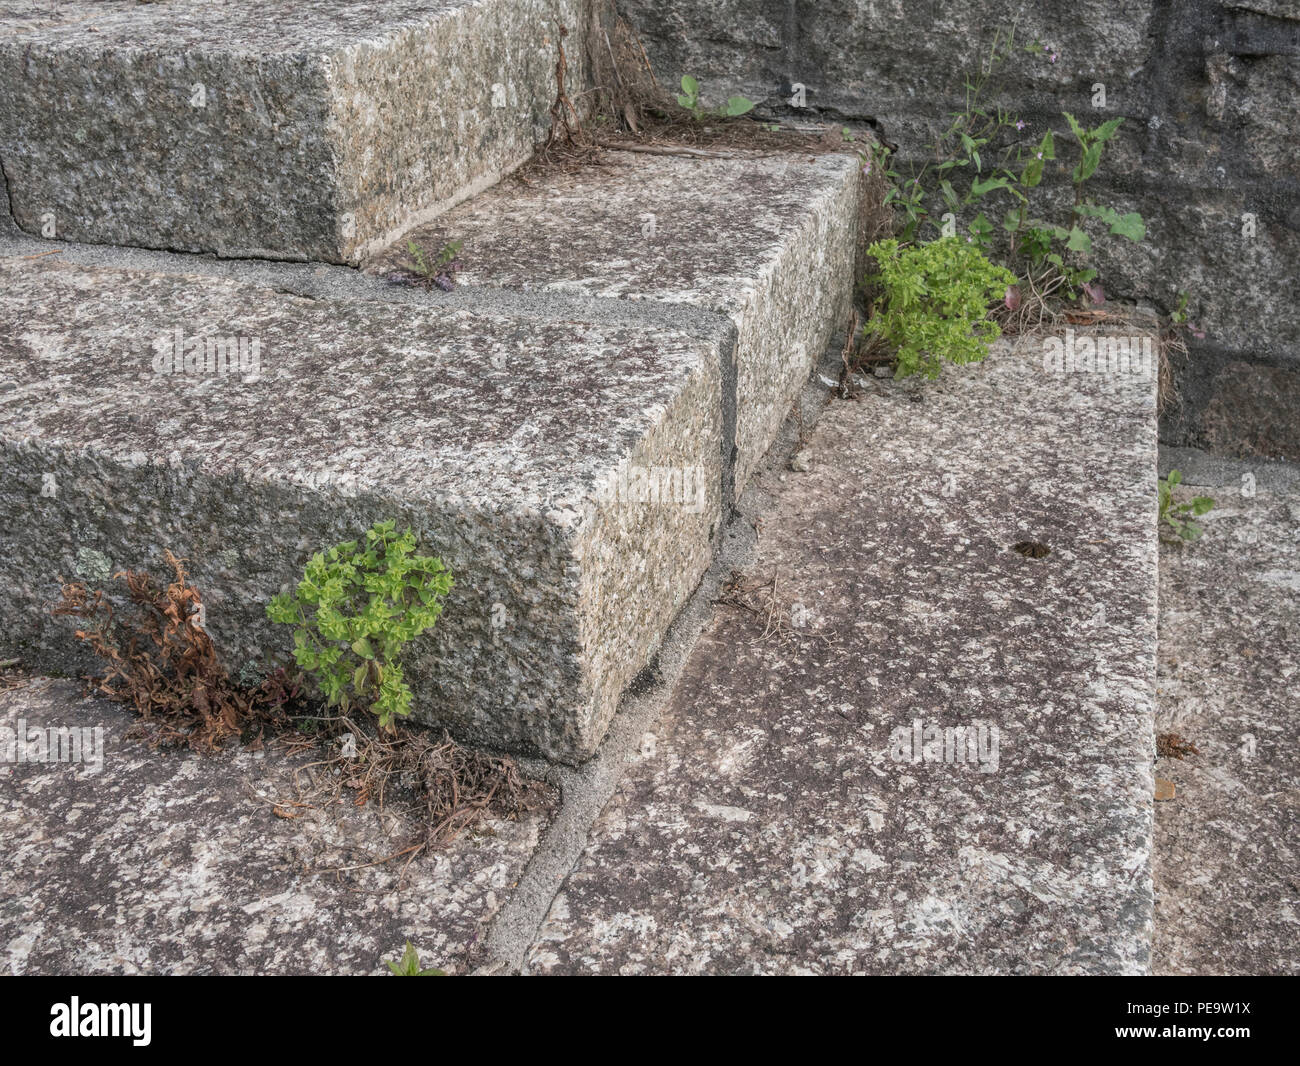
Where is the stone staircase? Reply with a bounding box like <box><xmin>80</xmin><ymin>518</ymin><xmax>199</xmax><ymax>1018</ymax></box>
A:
<box><xmin>0</xmin><ymin>0</ymin><xmax>864</xmax><ymax>764</ymax></box>
<box><xmin>0</xmin><ymin>0</ymin><xmax>1167</xmax><ymax>973</ymax></box>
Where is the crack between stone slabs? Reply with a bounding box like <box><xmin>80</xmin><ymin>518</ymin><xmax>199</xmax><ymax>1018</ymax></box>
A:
<box><xmin>0</xmin><ymin>154</ymin><xmax>20</xmax><ymax>234</ymax></box>
<box><xmin>472</xmin><ymin>336</ymin><xmax>849</xmax><ymax>975</ymax></box>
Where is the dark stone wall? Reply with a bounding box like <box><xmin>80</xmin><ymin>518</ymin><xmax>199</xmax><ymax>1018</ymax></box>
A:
<box><xmin>617</xmin><ymin>0</ymin><xmax>1300</xmax><ymax>459</ymax></box>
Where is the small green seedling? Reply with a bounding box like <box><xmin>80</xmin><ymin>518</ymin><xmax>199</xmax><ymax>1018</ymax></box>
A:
<box><xmin>266</xmin><ymin>521</ymin><xmax>453</xmax><ymax>728</ymax></box>
<box><xmin>386</xmin><ymin>942</ymin><xmax>445</xmax><ymax>976</ymax></box>
<box><xmin>403</xmin><ymin>239</ymin><xmax>463</xmax><ymax>292</ymax></box>
<box><xmin>1159</xmin><ymin>470</ymin><xmax>1214</xmax><ymax>542</ymax></box>
<box><xmin>675</xmin><ymin>74</ymin><xmax>755</xmax><ymax>119</ymax></box>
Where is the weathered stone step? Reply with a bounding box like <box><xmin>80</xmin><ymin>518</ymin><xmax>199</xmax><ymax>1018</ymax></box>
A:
<box><xmin>0</xmin><ymin>0</ymin><xmax>587</xmax><ymax>262</ymax></box>
<box><xmin>363</xmin><ymin>148</ymin><xmax>866</xmax><ymax>497</ymax></box>
<box><xmin>0</xmin><ymin>676</ymin><xmax>549</xmax><ymax>974</ymax></box>
<box><xmin>0</xmin><ymin>144</ymin><xmax>866</xmax><ymax>763</ymax></box>
<box><xmin>0</xmin><ymin>254</ymin><xmax>725</xmax><ymax>764</ymax></box>
<box><xmin>527</xmin><ymin>330</ymin><xmax>1161</xmax><ymax>972</ymax></box>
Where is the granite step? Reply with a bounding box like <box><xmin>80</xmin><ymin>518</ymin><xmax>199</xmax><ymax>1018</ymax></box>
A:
<box><xmin>526</xmin><ymin>328</ymin><xmax>1161</xmax><ymax>973</ymax></box>
<box><xmin>364</xmin><ymin>148</ymin><xmax>867</xmax><ymax>497</ymax></box>
<box><xmin>0</xmin><ymin>676</ymin><xmax>550</xmax><ymax>975</ymax></box>
<box><xmin>0</xmin><ymin>141</ymin><xmax>867</xmax><ymax>763</ymax></box>
<box><xmin>0</xmin><ymin>253</ymin><xmax>725</xmax><ymax>764</ymax></box>
<box><xmin>0</xmin><ymin>0</ymin><xmax>588</xmax><ymax>262</ymax></box>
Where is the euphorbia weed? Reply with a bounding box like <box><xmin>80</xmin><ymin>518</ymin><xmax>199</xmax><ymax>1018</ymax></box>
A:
<box><xmin>266</xmin><ymin>522</ymin><xmax>453</xmax><ymax>728</ymax></box>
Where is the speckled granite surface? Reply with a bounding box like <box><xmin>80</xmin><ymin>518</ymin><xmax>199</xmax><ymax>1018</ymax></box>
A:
<box><xmin>367</xmin><ymin>150</ymin><xmax>865</xmax><ymax>496</ymax></box>
<box><xmin>527</xmin><ymin>333</ymin><xmax>1160</xmax><ymax>973</ymax></box>
<box><xmin>1152</xmin><ymin>462</ymin><xmax>1300</xmax><ymax>974</ymax></box>
<box><xmin>0</xmin><ymin>254</ymin><xmax>723</xmax><ymax>763</ymax></box>
<box><xmin>0</xmin><ymin>0</ymin><xmax>589</xmax><ymax>261</ymax></box>
<box><xmin>0</xmin><ymin>677</ymin><xmax>548</xmax><ymax>974</ymax></box>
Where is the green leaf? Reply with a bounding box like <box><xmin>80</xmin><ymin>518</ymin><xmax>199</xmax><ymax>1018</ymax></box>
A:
<box><xmin>1092</xmin><ymin>117</ymin><xmax>1124</xmax><ymax>143</ymax></box>
<box><xmin>970</xmin><ymin>175</ymin><xmax>1010</xmax><ymax>198</ymax></box>
<box><xmin>680</xmin><ymin>74</ymin><xmax>698</xmax><ymax>95</ymax></box>
<box><xmin>1109</xmin><ymin>212</ymin><xmax>1146</xmax><ymax>241</ymax></box>
<box><xmin>1065</xmin><ymin>227</ymin><xmax>1092</xmax><ymax>253</ymax></box>
<box><xmin>1074</xmin><ymin>143</ymin><xmax>1102</xmax><ymax>183</ymax></box>
<box><xmin>721</xmin><ymin>95</ymin><xmax>755</xmax><ymax>117</ymax></box>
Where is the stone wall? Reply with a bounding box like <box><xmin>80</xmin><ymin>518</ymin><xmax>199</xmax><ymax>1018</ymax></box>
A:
<box><xmin>617</xmin><ymin>0</ymin><xmax>1300</xmax><ymax>459</ymax></box>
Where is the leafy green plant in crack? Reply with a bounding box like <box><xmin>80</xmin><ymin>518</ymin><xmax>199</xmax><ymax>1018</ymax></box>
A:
<box><xmin>675</xmin><ymin>74</ymin><xmax>755</xmax><ymax>120</ymax></box>
<box><xmin>864</xmin><ymin>236</ymin><xmax>1018</xmax><ymax>379</ymax></box>
<box><xmin>1159</xmin><ymin>470</ymin><xmax>1214</xmax><ymax>542</ymax></box>
<box><xmin>862</xmin><ymin>24</ymin><xmax>1144</xmax><ymax>302</ymax></box>
<box><xmin>386</xmin><ymin>941</ymin><xmax>446</xmax><ymax>976</ymax></box>
<box><xmin>402</xmin><ymin>238</ymin><xmax>463</xmax><ymax>292</ymax></box>
<box><xmin>266</xmin><ymin>522</ymin><xmax>453</xmax><ymax>729</ymax></box>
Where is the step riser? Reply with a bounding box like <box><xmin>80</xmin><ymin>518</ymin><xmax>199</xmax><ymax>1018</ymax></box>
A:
<box><xmin>0</xmin><ymin>0</ymin><xmax>589</xmax><ymax>262</ymax></box>
<box><xmin>731</xmin><ymin>167</ymin><xmax>860</xmax><ymax>493</ymax></box>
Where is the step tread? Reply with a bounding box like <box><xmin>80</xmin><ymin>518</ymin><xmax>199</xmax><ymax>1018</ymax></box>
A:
<box><xmin>527</xmin><ymin>333</ymin><xmax>1160</xmax><ymax>974</ymax></box>
<box><xmin>0</xmin><ymin>677</ymin><xmax>546</xmax><ymax>975</ymax></box>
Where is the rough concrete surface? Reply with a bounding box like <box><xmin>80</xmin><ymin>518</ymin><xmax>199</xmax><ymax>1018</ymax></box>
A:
<box><xmin>366</xmin><ymin>149</ymin><xmax>866</xmax><ymax>496</ymax></box>
<box><xmin>1151</xmin><ymin>454</ymin><xmax>1300</xmax><ymax>975</ymax></box>
<box><xmin>0</xmin><ymin>677</ymin><xmax>549</xmax><ymax>975</ymax></box>
<box><xmin>527</xmin><ymin>332</ymin><xmax>1161</xmax><ymax>974</ymax></box>
<box><xmin>0</xmin><ymin>0</ymin><xmax>590</xmax><ymax>261</ymax></box>
<box><xmin>0</xmin><ymin>253</ymin><xmax>725</xmax><ymax>764</ymax></box>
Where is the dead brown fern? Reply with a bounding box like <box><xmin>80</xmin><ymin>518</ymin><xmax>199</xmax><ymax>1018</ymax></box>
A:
<box><xmin>51</xmin><ymin>551</ymin><xmax>290</xmax><ymax>751</ymax></box>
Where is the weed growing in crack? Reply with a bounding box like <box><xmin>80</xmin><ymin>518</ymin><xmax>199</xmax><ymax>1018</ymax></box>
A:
<box><xmin>674</xmin><ymin>74</ymin><xmax>755</xmax><ymax>120</ymax></box>
<box><xmin>862</xmin><ymin>237</ymin><xmax>1017</xmax><ymax>379</ymax></box>
<box><xmin>387</xmin><ymin>942</ymin><xmax>446</xmax><ymax>976</ymax></box>
<box><xmin>392</xmin><ymin>238</ymin><xmax>462</xmax><ymax>291</ymax></box>
<box><xmin>864</xmin><ymin>24</ymin><xmax>1144</xmax><ymax>312</ymax></box>
<box><xmin>1159</xmin><ymin>470</ymin><xmax>1215</xmax><ymax>542</ymax></box>
<box><xmin>266</xmin><ymin>521</ymin><xmax>453</xmax><ymax>729</ymax></box>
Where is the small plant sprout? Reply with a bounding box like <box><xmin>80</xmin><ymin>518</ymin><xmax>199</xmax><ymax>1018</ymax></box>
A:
<box><xmin>1158</xmin><ymin>470</ymin><xmax>1215</xmax><ymax>542</ymax></box>
<box><xmin>386</xmin><ymin>942</ymin><xmax>445</xmax><ymax>976</ymax></box>
<box><xmin>402</xmin><ymin>238</ymin><xmax>463</xmax><ymax>291</ymax></box>
<box><xmin>675</xmin><ymin>74</ymin><xmax>755</xmax><ymax>119</ymax></box>
<box><xmin>266</xmin><ymin>522</ymin><xmax>453</xmax><ymax>729</ymax></box>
